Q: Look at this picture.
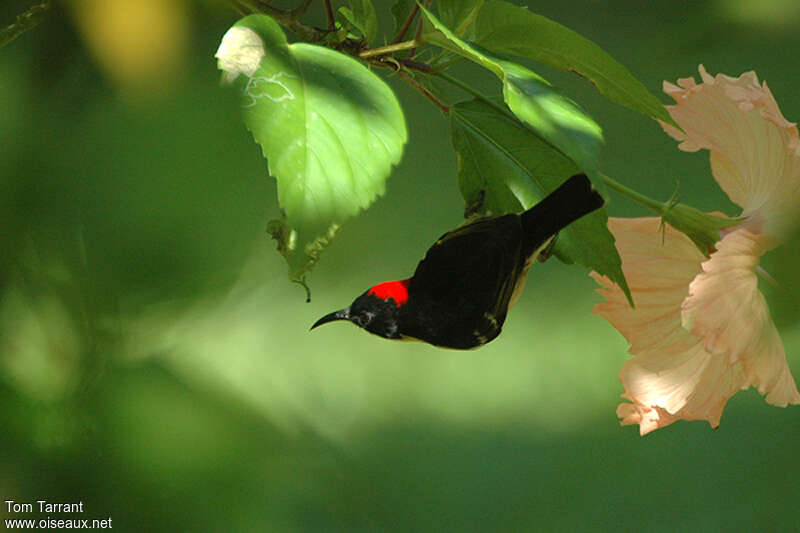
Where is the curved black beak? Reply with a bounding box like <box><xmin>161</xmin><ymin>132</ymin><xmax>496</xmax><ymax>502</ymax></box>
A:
<box><xmin>310</xmin><ymin>308</ymin><xmax>350</xmax><ymax>330</ymax></box>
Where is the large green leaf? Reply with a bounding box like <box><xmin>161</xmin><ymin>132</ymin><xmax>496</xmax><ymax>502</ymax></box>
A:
<box><xmin>216</xmin><ymin>15</ymin><xmax>407</xmax><ymax>283</ymax></box>
<box><xmin>419</xmin><ymin>3</ymin><xmax>603</xmax><ymax>173</ymax></box>
<box><xmin>451</xmin><ymin>99</ymin><xmax>631</xmax><ymax>304</ymax></box>
<box><xmin>469</xmin><ymin>0</ymin><xmax>673</xmax><ymax>125</ymax></box>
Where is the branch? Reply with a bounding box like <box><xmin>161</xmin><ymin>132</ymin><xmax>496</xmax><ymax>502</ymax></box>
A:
<box><xmin>392</xmin><ymin>4</ymin><xmax>419</xmax><ymax>43</ymax></box>
<box><xmin>1</xmin><ymin>0</ymin><xmax>51</xmax><ymax>49</ymax></box>
<box><xmin>397</xmin><ymin>58</ymin><xmax>432</xmax><ymax>73</ymax></box>
<box><xmin>397</xmin><ymin>70</ymin><xmax>449</xmax><ymax>114</ymax></box>
<box><xmin>323</xmin><ymin>0</ymin><xmax>335</xmax><ymax>31</ymax></box>
<box><xmin>359</xmin><ymin>39</ymin><xmax>419</xmax><ymax>59</ymax></box>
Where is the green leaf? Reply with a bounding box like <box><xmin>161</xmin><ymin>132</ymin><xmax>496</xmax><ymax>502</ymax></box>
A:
<box><xmin>340</xmin><ymin>0</ymin><xmax>378</xmax><ymax>44</ymax></box>
<box><xmin>418</xmin><ymin>2</ymin><xmax>603</xmax><ymax>172</ymax></box>
<box><xmin>469</xmin><ymin>0</ymin><xmax>673</xmax><ymax>125</ymax></box>
<box><xmin>437</xmin><ymin>0</ymin><xmax>484</xmax><ymax>38</ymax></box>
<box><xmin>216</xmin><ymin>15</ymin><xmax>407</xmax><ymax>283</ymax></box>
<box><xmin>451</xmin><ymin>99</ymin><xmax>631</xmax><ymax>304</ymax></box>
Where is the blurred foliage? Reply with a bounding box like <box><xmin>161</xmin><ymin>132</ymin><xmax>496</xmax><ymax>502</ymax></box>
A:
<box><xmin>67</xmin><ymin>0</ymin><xmax>189</xmax><ymax>93</ymax></box>
<box><xmin>1</xmin><ymin>1</ymin><xmax>800</xmax><ymax>531</ymax></box>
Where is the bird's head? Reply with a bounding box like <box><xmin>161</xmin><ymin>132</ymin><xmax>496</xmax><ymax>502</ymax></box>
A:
<box><xmin>310</xmin><ymin>280</ymin><xmax>409</xmax><ymax>339</ymax></box>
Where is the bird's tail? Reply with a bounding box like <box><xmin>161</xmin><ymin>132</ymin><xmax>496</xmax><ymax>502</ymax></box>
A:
<box><xmin>520</xmin><ymin>173</ymin><xmax>604</xmax><ymax>255</ymax></box>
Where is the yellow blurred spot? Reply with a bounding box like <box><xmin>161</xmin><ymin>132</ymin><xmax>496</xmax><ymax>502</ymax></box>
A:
<box><xmin>68</xmin><ymin>0</ymin><xmax>189</xmax><ymax>93</ymax></box>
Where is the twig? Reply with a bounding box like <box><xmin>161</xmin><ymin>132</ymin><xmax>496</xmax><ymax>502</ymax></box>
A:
<box><xmin>392</xmin><ymin>4</ymin><xmax>419</xmax><ymax>43</ymax></box>
<box><xmin>396</xmin><ymin>69</ymin><xmax>449</xmax><ymax>114</ymax></box>
<box><xmin>1</xmin><ymin>0</ymin><xmax>51</xmax><ymax>49</ymax></box>
<box><xmin>408</xmin><ymin>0</ymin><xmax>430</xmax><ymax>58</ymax></box>
<box><xmin>231</xmin><ymin>1</ymin><xmax>247</xmax><ymax>15</ymax></box>
<box><xmin>237</xmin><ymin>0</ymin><xmax>326</xmax><ymax>41</ymax></box>
<box><xmin>290</xmin><ymin>0</ymin><xmax>313</xmax><ymax>18</ymax></box>
<box><xmin>359</xmin><ymin>39</ymin><xmax>419</xmax><ymax>59</ymax></box>
<box><xmin>323</xmin><ymin>0</ymin><xmax>335</xmax><ymax>31</ymax></box>
<box><xmin>397</xmin><ymin>58</ymin><xmax>432</xmax><ymax>73</ymax></box>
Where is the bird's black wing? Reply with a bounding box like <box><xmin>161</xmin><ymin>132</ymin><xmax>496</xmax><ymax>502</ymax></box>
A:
<box><xmin>402</xmin><ymin>215</ymin><xmax>524</xmax><ymax>349</ymax></box>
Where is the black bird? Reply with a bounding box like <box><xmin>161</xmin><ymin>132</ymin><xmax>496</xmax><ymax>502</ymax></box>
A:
<box><xmin>311</xmin><ymin>173</ymin><xmax>604</xmax><ymax>349</ymax></box>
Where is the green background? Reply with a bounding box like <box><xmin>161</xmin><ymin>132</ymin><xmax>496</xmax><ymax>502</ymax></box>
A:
<box><xmin>2</xmin><ymin>1</ymin><xmax>799</xmax><ymax>531</ymax></box>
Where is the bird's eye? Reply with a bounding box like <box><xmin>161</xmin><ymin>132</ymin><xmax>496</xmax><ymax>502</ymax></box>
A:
<box><xmin>353</xmin><ymin>312</ymin><xmax>373</xmax><ymax>327</ymax></box>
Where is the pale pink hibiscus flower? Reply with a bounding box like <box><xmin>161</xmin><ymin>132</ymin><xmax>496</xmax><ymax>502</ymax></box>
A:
<box><xmin>592</xmin><ymin>66</ymin><xmax>800</xmax><ymax>435</ymax></box>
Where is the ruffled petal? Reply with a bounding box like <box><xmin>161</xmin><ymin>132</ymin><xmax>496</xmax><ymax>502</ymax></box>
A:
<box><xmin>616</xmin><ymin>340</ymin><xmax>743</xmax><ymax>435</ymax></box>
<box><xmin>681</xmin><ymin>228</ymin><xmax>800</xmax><ymax>406</ymax></box>
<box><xmin>660</xmin><ymin>65</ymin><xmax>800</xmax><ymax>239</ymax></box>
<box><xmin>591</xmin><ymin>218</ymin><xmax>744</xmax><ymax>434</ymax></box>
<box><xmin>592</xmin><ymin>218</ymin><xmax>705</xmax><ymax>354</ymax></box>
<box><xmin>610</xmin><ymin>65</ymin><xmax>800</xmax><ymax>435</ymax></box>
<box><xmin>617</xmin><ymin>402</ymin><xmax>680</xmax><ymax>436</ymax></box>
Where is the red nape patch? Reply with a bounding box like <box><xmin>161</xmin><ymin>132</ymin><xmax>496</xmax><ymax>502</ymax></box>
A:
<box><xmin>368</xmin><ymin>279</ymin><xmax>410</xmax><ymax>306</ymax></box>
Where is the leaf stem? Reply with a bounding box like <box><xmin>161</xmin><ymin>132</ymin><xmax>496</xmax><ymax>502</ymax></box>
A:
<box><xmin>397</xmin><ymin>70</ymin><xmax>450</xmax><ymax>114</ymax></box>
<box><xmin>599</xmin><ymin>173</ymin><xmax>666</xmax><ymax>212</ymax></box>
<box><xmin>359</xmin><ymin>39</ymin><xmax>419</xmax><ymax>58</ymax></box>
<box><xmin>392</xmin><ymin>4</ymin><xmax>420</xmax><ymax>43</ymax></box>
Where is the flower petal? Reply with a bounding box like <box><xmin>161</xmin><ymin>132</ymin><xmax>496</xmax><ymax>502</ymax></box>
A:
<box><xmin>592</xmin><ymin>218</ymin><xmax>705</xmax><ymax>352</ymax></box>
<box><xmin>681</xmin><ymin>228</ymin><xmax>800</xmax><ymax>406</ymax></box>
<box><xmin>660</xmin><ymin>65</ymin><xmax>800</xmax><ymax>239</ymax></box>
<box><xmin>592</xmin><ymin>218</ymin><xmax>744</xmax><ymax>434</ymax></box>
<box><xmin>616</xmin><ymin>341</ymin><xmax>743</xmax><ymax>435</ymax></box>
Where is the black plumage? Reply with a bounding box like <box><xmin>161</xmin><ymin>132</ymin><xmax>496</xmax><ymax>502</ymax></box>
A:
<box><xmin>311</xmin><ymin>173</ymin><xmax>604</xmax><ymax>349</ymax></box>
